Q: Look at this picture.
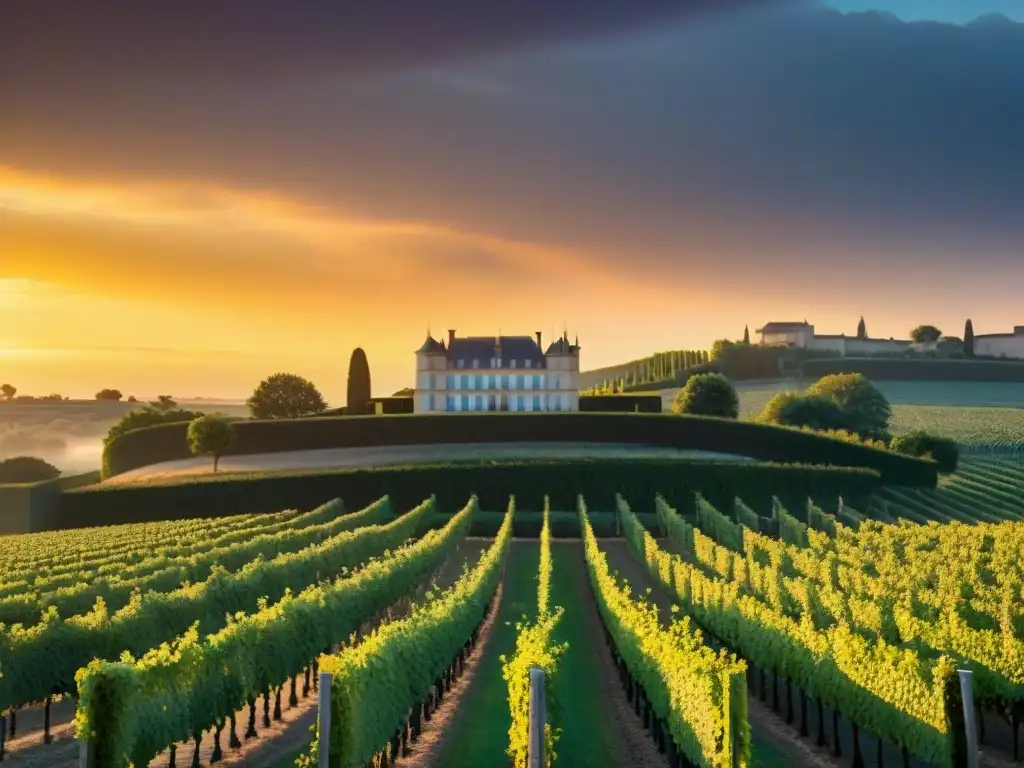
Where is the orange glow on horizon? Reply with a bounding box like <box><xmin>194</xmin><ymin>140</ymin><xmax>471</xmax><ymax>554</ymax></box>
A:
<box><xmin>3</xmin><ymin>165</ymin><xmax>1020</xmax><ymax>403</ymax></box>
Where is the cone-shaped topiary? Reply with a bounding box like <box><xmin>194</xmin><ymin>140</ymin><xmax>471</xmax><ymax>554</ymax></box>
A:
<box><xmin>347</xmin><ymin>348</ymin><xmax>372</xmax><ymax>415</ymax></box>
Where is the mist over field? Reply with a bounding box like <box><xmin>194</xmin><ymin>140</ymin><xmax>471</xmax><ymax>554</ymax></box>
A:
<box><xmin>0</xmin><ymin>400</ymin><xmax>250</xmax><ymax>474</ymax></box>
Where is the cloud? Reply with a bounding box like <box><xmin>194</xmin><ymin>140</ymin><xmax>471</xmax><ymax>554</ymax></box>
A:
<box><xmin>0</xmin><ymin>167</ymin><xmax>655</xmax><ymax>321</ymax></box>
<box><xmin>3</xmin><ymin>4</ymin><xmax>1022</xmax><ymax>283</ymax></box>
<box><xmin>0</xmin><ymin>0</ymin><xmax>778</xmax><ymax>89</ymax></box>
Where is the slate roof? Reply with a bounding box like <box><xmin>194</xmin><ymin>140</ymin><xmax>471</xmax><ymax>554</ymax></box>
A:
<box><xmin>415</xmin><ymin>335</ymin><xmax>445</xmax><ymax>354</ymax></box>
<box><xmin>545</xmin><ymin>336</ymin><xmax>579</xmax><ymax>355</ymax></box>
<box><xmin>447</xmin><ymin>335</ymin><xmax>545</xmax><ymax>369</ymax></box>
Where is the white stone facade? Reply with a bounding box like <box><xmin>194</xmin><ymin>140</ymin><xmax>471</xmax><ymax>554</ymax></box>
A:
<box><xmin>414</xmin><ymin>330</ymin><xmax>580</xmax><ymax>413</ymax></box>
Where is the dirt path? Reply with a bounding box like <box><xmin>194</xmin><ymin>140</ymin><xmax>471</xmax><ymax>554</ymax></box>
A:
<box><xmin>549</xmin><ymin>540</ymin><xmax>671</xmax><ymax>768</ymax></box>
<box><xmin>2</xmin><ymin>538</ymin><xmax>493</xmax><ymax>768</ymax></box>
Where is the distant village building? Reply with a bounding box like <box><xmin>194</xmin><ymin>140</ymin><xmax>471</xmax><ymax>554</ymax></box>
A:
<box><xmin>974</xmin><ymin>326</ymin><xmax>1024</xmax><ymax>359</ymax></box>
<box><xmin>755</xmin><ymin>320</ymin><xmax>913</xmax><ymax>356</ymax></box>
<box><xmin>414</xmin><ymin>330</ymin><xmax>580</xmax><ymax>413</ymax></box>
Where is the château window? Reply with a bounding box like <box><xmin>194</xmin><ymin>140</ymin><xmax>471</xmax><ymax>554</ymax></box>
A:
<box><xmin>525</xmin><ymin>359</ymin><xmax>532</xmax><ymax>368</ymax></box>
<box><xmin>472</xmin><ymin>359</ymin><xmax>480</xmax><ymax>369</ymax></box>
<box><xmin>496</xmin><ymin>357</ymin><xmax>502</xmax><ymax>367</ymax></box>
<box><xmin>456</xmin><ymin>359</ymin><xmax>465</xmax><ymax>369</ymax></box>
<box><xmin>510</xmin><ymin>359</ymin><xmax>516</xmax><ymax>368</ymax></box>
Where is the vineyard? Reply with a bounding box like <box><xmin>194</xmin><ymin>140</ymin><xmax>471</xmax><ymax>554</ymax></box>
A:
<box><xmin>1</xmin><ymin>475</ymin><xmax>1023</xmax><ymax>768</ymax></box>
<box><xmin>729</xmin><ymin>382</ymin><xmax>1024</xmax><ymax>453</ymax></box>
<box><xmin>875</xmin><ymin>458</ymin><xmax>1024</xmax><ymax>524</ymax></box>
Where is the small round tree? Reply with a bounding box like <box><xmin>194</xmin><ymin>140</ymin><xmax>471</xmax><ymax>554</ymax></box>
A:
<box><xmin>95</xmin><ymin>388</ymin><xmax>123</xmax><ymax>401</ymax></box>
<box><xmin>671</xmin><ymin>373</ymin><xmax>739</xmax><ymax>419</ymax></box>
<box><xmin>755</xmin><ymin>391</ymin><xmax>801</xmax><ymax>424</ymax></box>
<box><xmin>187</xmin><ymin>414</ymin><xmax>238</xmax><ymax>472</ymax></box>
<box><xmin>777</xmin><ymin>394</ymin><xmax>850</xmax><ymax>432</ymax></box>
<box><xmin>805</xmin><ymin>373</ymin><xmax>891</xmax><ymax>440</ymax></box>
<box><xmin>247</xmin><ymin>373</ymin><xmax>328</xmax><ymax>419</ymax></box>
<box><xmin>0</xmin><ymin>456</ymin><xmax>61</xmax><ymax>483</ymax></box>
<box><xmin>910</xmin><ymin>325</ymin><xmax>942</xmax><ymax>344</ymax></box>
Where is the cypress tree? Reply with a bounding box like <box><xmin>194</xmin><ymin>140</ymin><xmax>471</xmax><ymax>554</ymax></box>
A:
<box><xmin>346</xmin><ymin>348</ymin><xmax>372</xmax><ymax>415</ymax></box>
<box><xmin>964</xmin><ymin>319</ymin><xmax>975</xmax><ymax>358</ymax></box>
<box><xmin>743</xmin><ymin>325</ymin><xmax>751</xmax><ymax>345</ymax></box>
<box><xmin>857</xmin><ymin>316</ymin><xmax>867</xmax><ymax>340</ymax></box>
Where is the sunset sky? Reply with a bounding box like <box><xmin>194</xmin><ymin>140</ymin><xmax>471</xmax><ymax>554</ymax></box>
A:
<box><xmin>3</xmin><ymin>1</ymin><xmax>1023</xmax><ymax>403</ymax></box>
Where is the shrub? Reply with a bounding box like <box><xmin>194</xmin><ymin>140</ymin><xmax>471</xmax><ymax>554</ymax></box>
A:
<box><xmin>104</xmin><ymin>405</ymin><xmax>204</xmax><ymax>450</ymax></box>
<box><xmin>186</xmin><ymin>415</ymin><xmax>238</xmax><ymax>472</ymax></box>
<box><xmin>0</xmin><ymin>456</ymin><xmax>61</xmax><ymax>483</ymax></box>
<box><xmin>247</xmin><ymin>373</ymin><xmax>328</xmax><ymax>419</ymax></box>
<box><xmin>60</xmin><ymin>458</ymin><xmax>882</xmax><ymax>528</ymax></box>
<box><xmin>579</xmin><ymin>394</ymin><xmax>662</xmax><ymax>413</ymax></box>
<box><xmin>100</xmin><ymin>412</ymin><xmax>937</xmax><ymax>485</ymax></box>
<box><xmin>890</xmin><ymin>431</ymin><xmax>960</xmax><ymax>474</ymax></box>
<box><xmin>94</xmin><ymin>389</ymin><xmax>123</xmax><ymax>401</ymax></box>
<box><xmin>671</xmin><ymin>373</ymin><xmax>739</xmax><ymax>419</ymax></box>
<box><xmin>776</xmin><ymin>394</ymin><xmax>850</xmax><ymax>432</ymax></box>
<box><xmin>805</xmin><ymin>373</ymin><xmax>892</xmax><ymax>440</ymax></box>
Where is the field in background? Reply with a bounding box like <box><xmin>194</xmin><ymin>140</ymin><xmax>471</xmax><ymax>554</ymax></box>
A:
<box><xmin>0</xmin><ymin>399</ymin><xmax>250</xmax><ymax>473</ymax></box>
<box><xmin>655</xmin><ymin>379</ymin><xmax>1024</xmax><ymax>452</ymax></box>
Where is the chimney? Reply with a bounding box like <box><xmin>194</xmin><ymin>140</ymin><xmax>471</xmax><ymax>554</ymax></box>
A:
<box><xmin>535</xmin><ymin>331</ymin><xmax>542</xmax><ymax>349</ymax></box>
<box><xmin>448</xmin><ymin>329</ymin><xmax>456</xmax><ymax>348</ymax></box>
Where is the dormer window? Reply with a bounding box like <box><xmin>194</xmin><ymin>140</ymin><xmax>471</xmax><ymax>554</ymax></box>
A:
<box><xmin>457</xmin><ymin>359</ymin><xmax>465</xmax><ymax>369</ymax></box>
<box><xmin>472</xmin><ymin>358</ymin><xmax>480</xmax><ymax>369</ymax></box>
<box><xmin>510</xmin><ymin>359</ymin><xmax>516</xmax><ymax>368</ymax></box>
<box><xmin>525</xmin><ymin>359</ymin><xmax>532</xmax><ymax>369</ymax></box>
<box><xmin>496</xmin><ymin>357</ymin><xmax>502</xmax><ymax>367</ymax></box>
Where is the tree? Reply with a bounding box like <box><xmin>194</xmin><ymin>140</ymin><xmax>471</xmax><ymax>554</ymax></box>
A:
<box><xmin>247</xmin><ymin>373</ymin><xmax>327</xmax><ymax>419</ymax></box>
<box><xmin>671</xmin><ymin>373</ymin><xmax>739</xmax><ymax>419</ymax></box>
<box><xmin>104</xmin><ymin>404</ymin><xmax>205</xmax><ymax>447</ymax></box>
<box><xmin>0</xmin><ymin>384</ymin><xmax>15</xmax><ymax>400</ymax></box>
<box><xmin>964</xmin><ymin>319</ymin><xmax>975</xmax><ymax>358</ymax></box>
<box><xmin>127</xmin><ymin>395</ymin><xmax>138</xmax><ymax>403</ymax></box>
<box><xmin>149</xmin><ymin>395</ymin><xmax>177</xmax><ymax>412</ymax></box>
<box><xmin>392</xmin><ymin>387</ymin><xmax>414</xmax><ymax>397</ymax></box>
<box><xmin>187</xmin><ymin>414</ymin><xmax>238</xmax><ymax>472</ymax></box>
<box><xmin>347</xmin><ymin>348</ymin><xmax>372</xmax><ymax>415</ymax></box>
<box><xmin>776</xmin><ymin>394</ymin><xmax>850</xmax><ymax>432</ymax></box>
<box><xmin>95</xmin><ymin>388</ymin><xmax>123</xmax><ymax>401</ymax></box>
<box><xmin>742</xmin><ymin>325</ymin><xmax>750</xmax><ymax>345</ymax></box>
<box><xmin>909</xmin><ymin>325</ymin><xmax>942</xmax><ymax>344</ymax></box>
<box><xmin>856</xmin><ymin>316</ymin><xmax>867</xmax><ymax>340</ymax></box>
<box><xmin>890</xmin><ymin>431</ymin><xmax>959</xmax><ymax>474</ymax></box>
<box><xmin>0</xmin><ymin>456</ymin><xmax>61</xmax><ymax>483</ymax></box>
<box><xmin>754</xmin><ymin>391</ymin><xmax>801</xmax><ymax>425</ymax></box>
<box><xmin>805</xmin><ymin>373</ymin><xmax>892</xmax><ymax>440</ymax></box>
<box><xmin>710</xmin><ymin>339</ymin><xmax>736</xmax><ymax>361</ymax></box>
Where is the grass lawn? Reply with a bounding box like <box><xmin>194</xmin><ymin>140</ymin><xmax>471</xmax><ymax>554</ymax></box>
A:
<box><xmin>433</xmin><ymin>540</ymin><xmax>540</xmax><ymax>767</ymax></box>
<box><xmin>548</xmin><ymin>541</ymin><xmax>630</xmax><ymax>766</ymax></box>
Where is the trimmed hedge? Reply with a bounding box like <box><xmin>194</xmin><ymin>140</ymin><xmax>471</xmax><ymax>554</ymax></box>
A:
<box><xmin>58</xmin><ymin>459</ymin><xmax>881</xmax><ymax>529</ymax></box>
<box><xmin>102</xmin><ymin>412</ymin><xmax>936</xmax><ymax>486</ymax></box>
<box><xmin>0</xmin><ymin>471</ymin><xmax>101</xmax><ymax>534</ymax></box>
<box><xmin>801</xmin><ymin>357</ymin><xmax>1024</xmax><ymax>383</ymax></box>
<box><xmin>578</xmin><ymin>394</ymin><xmax>663</xmax><ymax>413</ymax></box>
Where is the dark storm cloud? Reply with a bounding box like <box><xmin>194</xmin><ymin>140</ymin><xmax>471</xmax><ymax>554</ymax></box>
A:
<box><xmin>3</xmin><ymin>3</ymin><xmax>1024</xmax><ymax>283</ymax></box>
<box><xmin>0</xmin><ymin>0</ymin><xmax>777</xmax><ymax>86</ymax></box>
